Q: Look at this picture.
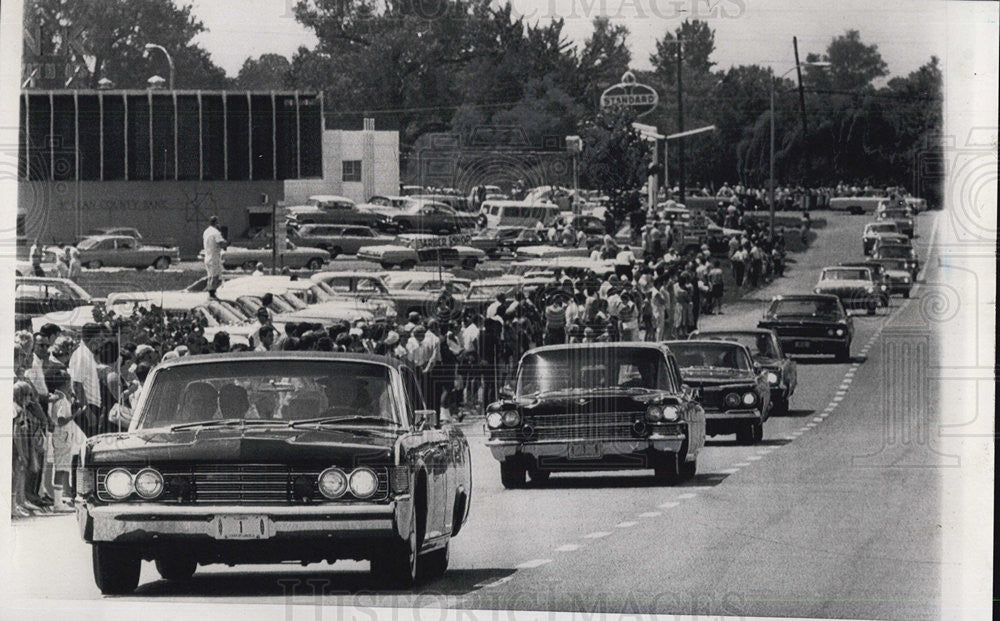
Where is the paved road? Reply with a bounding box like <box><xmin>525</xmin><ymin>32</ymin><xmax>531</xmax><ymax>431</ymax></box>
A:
<box><xmin>6</xmin><ymin>210</ymin><xmax>950</xmax><ymax>619</ymax></box>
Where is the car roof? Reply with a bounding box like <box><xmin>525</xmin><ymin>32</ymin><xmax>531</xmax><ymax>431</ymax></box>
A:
<box><xmin>691</xmin><ymin>328</ymin><xmax>775</xmax><ymax>337</ymax></box>
<box><xmin>308</xmin><ymin>195</ymin><xmax>354</xmax><ymax>202</ymax></box>
<box><xmin>524</xmin><ymin>341</ymin><xmax>673</xmax><ymax>356</ymax></box>
<box><xmin>665</xmin><ymin>339</ymin><xmax>752</xmax><ymax>351</ymax></box>
<box><xmin>154</xmin><ymin>350</ymin><xmax>408</xmax><ymax>371</ymax></box>
<box><xmin>769</xmin><ymin>294</ymin><xmax>840</xmax><ymax>301</ymax></box>
<box><xmin>312</xmin><ymin>271</ymin><xmax>386</xmax><ymax>280</ymax></box>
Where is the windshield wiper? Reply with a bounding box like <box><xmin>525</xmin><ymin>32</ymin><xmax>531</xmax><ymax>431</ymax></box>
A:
<box><xmin>287</xmin><ymin>416</ymin><xmax>401</xmax><ymax>428</ymax></box>
<box><xmin>169</xmin><ymin>418</ymin><xmax>245</xmax><ymax>432</ymax></box>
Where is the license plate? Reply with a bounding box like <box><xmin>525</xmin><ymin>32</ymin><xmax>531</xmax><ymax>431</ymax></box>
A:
<box><xmin>794</xmin><ymin>340</ymin><xmax>812</xmax><ymax>349</ymax></box>
<box><xmin>568</xmin><ymin>443</ymin><xmax>601</xmax><ymax>460</ymax></box>
<box><xmin>211</xmin><ymin>515</ymin><xmax>272</xmax><ymax>540</ymax></box>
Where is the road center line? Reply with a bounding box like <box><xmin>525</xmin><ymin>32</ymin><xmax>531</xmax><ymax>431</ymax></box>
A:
<box><xmin>515</xmin><ymin>558</ymin><xmax>553</xmax><ymax>569</ymax></box>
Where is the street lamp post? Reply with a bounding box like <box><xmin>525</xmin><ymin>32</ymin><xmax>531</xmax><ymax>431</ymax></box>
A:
<box><xmin>144</xmin><ymin>43</ymin><xmax>175</xmax><ymax>90</ymax></box>
<box><xmin>769</xmin><ymin>61</ymin><xmax>829</xmax><ymax>238</ymax></box>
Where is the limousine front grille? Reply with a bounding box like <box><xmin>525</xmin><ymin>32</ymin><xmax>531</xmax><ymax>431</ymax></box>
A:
<box><xmin>530</xmin><ymin>412</ymin><xmax>639</xmax><ymax>441</ymax></box>
<box><xmin>96</xmin><ymin>464</ymin><xmax>390</xmax><ymax>504</ymax></box>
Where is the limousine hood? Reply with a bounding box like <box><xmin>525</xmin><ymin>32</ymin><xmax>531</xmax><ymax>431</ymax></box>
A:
<box><xmin>86</xmin><ymin>426</ymin><xmax>399</xmax><ymax>467</ymax></box>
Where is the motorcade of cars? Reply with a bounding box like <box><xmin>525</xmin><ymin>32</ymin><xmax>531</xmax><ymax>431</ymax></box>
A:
<box><xmin>862</xmin><ymin>221</ymin><xmax>900</xmax><ymax>255</ymax></box>
<box><xmin>839</xmin><ymin>261</ymin><xmax>891</xmax><ymax>306</ymax></box>
<box><xmin>357</xmin><ymin>234</ymin><xmax>485</xmax><ymax>270</ymax></box>
<box><xmin>813</xmin><ymin>266</ymin><xmax>881</xmax><ymax>315</ymax></box>
<box><xmin>388</xmin><ymin>201</ymin><xmax>478</xmax><ymax>234</ymax></box>
<box><xmin>209</xmin><ymin>241</ymin><xmax>330</xmax><ymax>271</ymax></box>
<box><xmin>663</xmin><ymin>340</ymin><xmax>771</xmax><ymax>444</ymax></box>
<box><xmin>871</xmin><ymin>242</ymin><xmax>919</xmax><ymax>276</ymax></box>
<box><xmin>15</xmin><ymin>277</ymin><xmax>94</xmax><ymax>331</ymax></box>
<box><xmin>481</xmin><ymin>200</ymin><xmax>561</xmax><ymax>229</ymax></box>
<box><xmin>758</xmin><ymin>294</ymin><xmax>854</xmax><ymax>361</ymax></box>
<box><xmin>76</xmin><ymin>235</ymin><xmax>181</xmax><ymax>270</ymax></box>
<box><xmin>485</xmin><ymin>342</ymin><xmax>705</xmax><ymax>487</ymax></box>
<box><xmin>288</xmin><ymin>224</ymin><xmax>394</xmax><ymax>258</ymax></box>
<box><xmin>688</xmin><ymin>329</ymin><xmax>797</xmax><ymax>416</ymax></box>
<box><xmin>75</xmin><ymin>352</ymin><xmax>472</xmax><ymax>593</ymax></box>
<box><xmin>870</xmin><ymin>258</ymin><xmax>914</xmax><ymax>297</ymax></box>
<box><xmin>876</xmin><ymin>205</ymin><xmax>915</xmax><ymax>237</ymax></box>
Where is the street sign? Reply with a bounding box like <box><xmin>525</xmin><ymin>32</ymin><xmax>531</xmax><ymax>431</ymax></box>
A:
<box><xmin>600</xmin><ymin>72</ymin><xmax>659</xmax><ymax>118</ymax></box>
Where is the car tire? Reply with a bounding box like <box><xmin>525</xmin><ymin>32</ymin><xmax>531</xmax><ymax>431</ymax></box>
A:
<box><xmin>736</xmin><ymin>422</ymin><xmax>761</xmax><ymax>445</ymax></box>
<box><xmin>420</xmin><ymin>543</ymin><xmax>449</xmax><ymax>581</ymax></box>
<box><xmin>680</xmin><ymin>456</ymin><xmax>697</xmax><ymax>480</ymax></box>
<box><xmin>329</xmin><ymin>246</ymin><xmax>342</xmax><ymax>260</ymax></box>
<box><xmin>903</xmin><ymin>291</ymin><xmax>910</xmax><ymax>299</ymax></box>
<box><xmin>370</xmin><ymin>502</ymin><xmax>420</xmax><ymax>588</ymax></box>
<box><xmin>867</xmin><ymin>304</ymin><xmax>877</xmax><ymax>315</ymax></box>
<box><xmin>400</xmin><ymin>260</ymin><xmax>416</xmax><ymax>270</ymax></box>
<box><xmin>835</xmin><ymin>343</ymin><xmax>851</xmax><ymax>362</ymax></box>
<box><xmin>306</xmin><ymin>258</ymin><xmax>323</xmax><ymax>271</ymax></box>
<box><xmin>653</xmin><ymin>452</ymin><xmax>681</xmax><ymax>484</ymax></box>
<box><xmin>771</xmin><ymin>395</ymin><xmax>790</xmax><ymax>416</ymax></box>
<box><xmin>500</xmin><ymin>461</ymin><xmax>526</xmax><ymax>489</ymax></box>
<box><xmin>153</xmin><ymin>257</ymin><xmax>171</xmax><ymax>270</ymax></box>
<box><xmin>92</xmin><ymin>544</ymin><xmax>141</xmax><ymax>595</ymax></box>
<box><xmin>527</xmin><ymin>469</ymin><xmax>550</xmax><ymax>486</ymax></box>
<box><xmin>87</xmin><ymin>260</ymin><xmax>103</xmax><ymax>269</ymax></box>
<box><xmin>155</xmin><ymin>555</ymin><xmax>197</xmax><ymax>581</ymax></box>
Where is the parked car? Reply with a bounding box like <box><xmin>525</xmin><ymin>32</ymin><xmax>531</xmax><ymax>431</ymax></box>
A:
<box><xmin>78</xmin><ymin>227</ymin><xmax>144</xmax><ymax>241</ymax></box>
<box><xmin>75</xmin><ymin>352</ymin><xmax>472</xmax><ymax>593</ymax></box>
<box><xmin>758</xmin><ymin>294</ymin><xmax>854</xmax><ymax>361</ymax></box>
<box><xmin>106</xmin><ymin>291</ymin><xmax>258</xmax><ymax>347</ymax></box>
<box><xmin>688</xmin><ymin>329</ymin><xmax>797</xmax><ymax>416</ymax></box>
<box><xmin>15</xmin><ymin>277</ymin><xmax>94</xmax><ymax>330</ymax></box>
<box><xmin>871</xmin><ymin>258</ymin><xmax>914</xmax><ymax>297</ymax></box>
<box><xmin>288</xmin><ymin>224</ymin><xmax>394</xmax><ymax>258</ymax></box>
<box><xmin>377</xmin><ymin>271</ymin><xmax>472</xmax><ymax>316</ymax></box>
<box><xmin>390</xmin><ymin>201</ymin><xmax>478</xmax><ymax>234</ymax></box>
<box><xmin>861</xmin><ymin>221</ymin><xmax>900</xmax><ymax>255</ymax></box>
<box><xmin>840</xmin><ymin>261</ymin><xmax>892</xmax><ymax>306</ymax></box>
<box><xmin>357</xmin><ymin>234</ymin><xmax>485</xmax><ymax>270</ymax></box>
<box><xmin>555</xmin><ymin>214</ymin><xmax>606</xmax><ymax>236</ymax></box>
<box><xmin>515</xmin><ymin>245</ymin><xmax>591</xmax><ymax>259</ymax></box>
<box><xmin>663</xmin><ymin>340</ymin><xmax>771</xmax><ymax>444</ymax></box>
<box><xmin>287</xmin><ymin>195</ymin><xmax>396</xmax><ymax>232</ymax></box>
<box><xmin>485</xmin><ymin>342</ymin><xmax>705</xmax><ymax>487</ymax></box>
<box><xmin>210</xmin><ymin>241</ymin><xmax>330</xmax><ymax>271</ymax></box>
<box><xmin>871</xmin><ymin>243</ymin><xmax>919</xmax><ymax>277</ymax></box>
<box><xmin>15</xmin><ymin>242</ymin><xmax>61</xmax><ymax>277</ymax></box>
<box><xmin>76</xmin><ymin>235</ymin><xmax>180</xmax><ymax>270</ymax></box>
<box><xmin>214</xmin><ymin>276</ymin><xmax>385</xmax><ymax>326</ymax></box>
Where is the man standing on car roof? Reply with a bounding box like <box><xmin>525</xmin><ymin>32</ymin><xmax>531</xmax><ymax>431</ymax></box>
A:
<box><xmin>202</xmin><ymin>216</ymin><xmax>227</xmax><ymax>298</ymax></box>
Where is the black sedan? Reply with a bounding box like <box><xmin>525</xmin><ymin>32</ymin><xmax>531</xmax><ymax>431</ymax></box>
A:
<box><xmin>76</xmin><ymin>352</ymin><xmax>472</xmax><ymax>593</ymax></box>
<box><xmin>688</xmin><ymin>329</ymin><xmax>798</xmax><ymax>416</ymax></box>
<box><xmin>758</xmin><ymin>294</ymin><xmax>854</xmax><ymax>361</ymax></box>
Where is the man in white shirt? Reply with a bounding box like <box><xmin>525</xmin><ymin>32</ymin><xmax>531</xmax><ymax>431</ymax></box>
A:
<box><xmin>69</xmin><ymin>323</ymin><xmax>103</xmax><ymax>435</ymax></box>
<box><xmin>202</xmin><ymin>215</ymin><xmax>227</xmax><ymax>298</ymax></box>
<box><xmin>25</xmin><ymin>333</ymin><xmax>50</xmax><ymax>403</ymax></box>
<box><xmin>460</xmin><ymin>314</ymin><xmax>480</xmax><ymax>353</ymax></box>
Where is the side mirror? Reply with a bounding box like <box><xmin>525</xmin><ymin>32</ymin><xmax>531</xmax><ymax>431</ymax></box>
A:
<box><xmin>415</xmin><ymin>409</ymin><xmax>440</xmax><ymax>429</ymax></box>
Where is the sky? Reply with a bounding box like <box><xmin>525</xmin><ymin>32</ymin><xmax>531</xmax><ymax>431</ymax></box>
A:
<box><xmin>188</xmin><ymin>0</ymin><xmax>952</xmax><ymax>80</ymax></box>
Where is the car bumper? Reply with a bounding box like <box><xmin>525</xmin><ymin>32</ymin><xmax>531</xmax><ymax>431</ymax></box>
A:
<box><xmin>704</xmin><ymin>408</ymin><xmax>763</xmax><ymax>434</ymax></box>
<box><xmin>887</xmin><ymin>282</ymin><xmax>912</xmax><ymax>294</ymax></box>
<box><xmin>777</xmin><ymin>336</ymin><xmax>849</xmax><ymax>354</ymax></box>
<box><xmin>486</xmin><ymin>434</ymin><xmax>686</xmax><ymax>462</ymax></box>
<box><xmin>78</xmin><ymin>499</ymin><xmax>410</xmax><ymax>544</ymax></box>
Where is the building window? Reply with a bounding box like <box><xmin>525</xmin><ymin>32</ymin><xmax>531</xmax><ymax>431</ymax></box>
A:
<box><xmin>342</xmin><ymin>160</ymin><xmax>362</xmax><ymax>182</ymax></box>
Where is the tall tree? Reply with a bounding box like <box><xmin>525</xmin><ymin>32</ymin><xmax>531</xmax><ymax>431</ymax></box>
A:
<box><xmin>24</xmin><ymin>0</ymin><xmax>227</xmax><ymax>89</ymax></box>
<box><xmin>578</xmin><ymin>107</ymin><xmax>650</xmax><ymax>223</ymax></box>
<box><xmin>803</xmin><ymin>29</ymin><xmax>888</xmax><ymax>93</ymax></box>
<box><xmin>650</xmin><ymin>19</ymin><xmax>716</xmax><ymax>85</ymax></box>
<box><xmin>233</xmin><ymin>54</ymin><xmax>292</xmax><ymax>90</ymax></box>
<box><xmin>577</xmin><ymin>17</ymin><xmax>631</xmax><ymax>109</ymax></box>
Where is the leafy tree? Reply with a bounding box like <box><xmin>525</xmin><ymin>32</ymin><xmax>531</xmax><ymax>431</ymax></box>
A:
<box><xmin>650</xmin><ymin>19</ymin><xmax>716</xmax><ymax>85</ymax></box>
<box><xmin>234</xmin><ymin>54</ymin><xmax>292</xmax><ymax>90</ymax></box>
<box><xmin>578</xmin><ymin>107</ymin><xmax>650</xmax><ymax>224</ymax></box>
<box><xmin>577</xmin><ymin>17</ymin><xmax>632</xmax><ymax>109</ymax></box>
<box><xmin>24</xmin><ymin>0</ymin><xmax>227</xmax><ymax>89</ymax></box>
<box><xmin>803</xmin><ymin>29</ymin><xmax>888</xmax><ymax>93</ymax></box>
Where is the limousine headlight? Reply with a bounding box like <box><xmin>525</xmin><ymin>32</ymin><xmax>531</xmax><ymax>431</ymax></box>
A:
<box><xmin>486</xmin><ymin>412</ymin><xmax>504</xmax><ymax>429</ymax></box>
<box><xmin>724</xmin><ymin>393</ymin><xmax>741</xmax><ymax>409</ymax></box>
<box><xmin>104</xmin><ymin>468</ymin><xmax>134</xmax><ymax>500</ymax></box>
<box><xmin>660</xmin><ymin>405</ymin><xmax>679</xmax><ymax>421</ymax></box>
<box><xmin>348</xmin><ymin>468</ymin><xmax>379</xmax><ymax>499</ymax></box>
<box><xmin>836</xmin><ymin>328</ymin><xmax>845</xmax><ymax>336</ymax></box>
<box><xmin>766</xmin><ymin>372</ymin><xmax>779</xmax><ymax>385</ymax></box>
<box><xmin>501</xmin><ymin>410</ymin><xmax>521</xmax><ymax>428</ymax></box>
<box><xmin>318</xmin><ymin>468</ymin><xmax>349</xmax><ymax>499</ymax></box>
<box><xmin>742</xmin><ymin>392</ymin><xmax>757</xmax><ymax>406</ymax></box>
<box><xmin>134</xmin><ymin>468</ymin><xmax>164</xmax><ymax>500</ymax></box>
<box><xmin>645</xmin><ymin>406</ymin><xmax>663</xmax><ymax>422</ymax></box>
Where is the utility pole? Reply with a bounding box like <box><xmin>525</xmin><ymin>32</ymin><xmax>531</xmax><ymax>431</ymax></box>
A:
<box><xmin>793</xmin><ymin>37</ymin><xmax>808</xmax><ymax>136</ymax></box>
<box><xmin>676</xmin><ymin>41</ymin><xmax>685</xmax><ymax>203</ymax></box>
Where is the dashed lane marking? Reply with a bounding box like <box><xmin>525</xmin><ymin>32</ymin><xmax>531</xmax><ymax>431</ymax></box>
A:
<box><xmin>555</xmin><ymin>544</ymin><xmax>581</xmax><ymax>552</ymax></box>
<box><xmin>747</xmin><ymin>455</ymin><xmax>763</xmax><ymax>461</ymax></box>
<box><xmin>658</xmin><ymin>501</ymin><xmax>680</xmax><ymax>509</ymax></box>
<box><xmin>676</xmin><ymin>493</ymin><xmax>698</xmax><ymax>500</ymax></box>
<box><xmin>583</xmin><ymin>531</ymin><xmax>611</xmax><ymax>539</ymax></box>
<box><xmin>616</xmin><ymin>521</ymin><xmax>638</xmax><ymax>528</ymax></box>
<box><xmin>476</xmin><ymin>575</ymin><xmax>516</xmax><ymax>589</ymax></box>
<box><xmin>720</xmin><ymin>468</ymin><xmax>740</xmax><ymax>474</ymax></box>
<box><xmin>733</xmin><ymin>462</ymin><xmax>751</xmax><ymax>467</ymax></box>
<box><xmin>812</xmin><ymin>417</ymin><xmax>824</xmax><ymax>422</ymax></box>
<box><xmin>515</xmin><ymin>559</ymin><xmax>552</xmax><ymax>569</ymax></box>
<box><xmin>638</xmin><ymin>512</ymin><xmax>661</xmax><ymax>518</ymax></box>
